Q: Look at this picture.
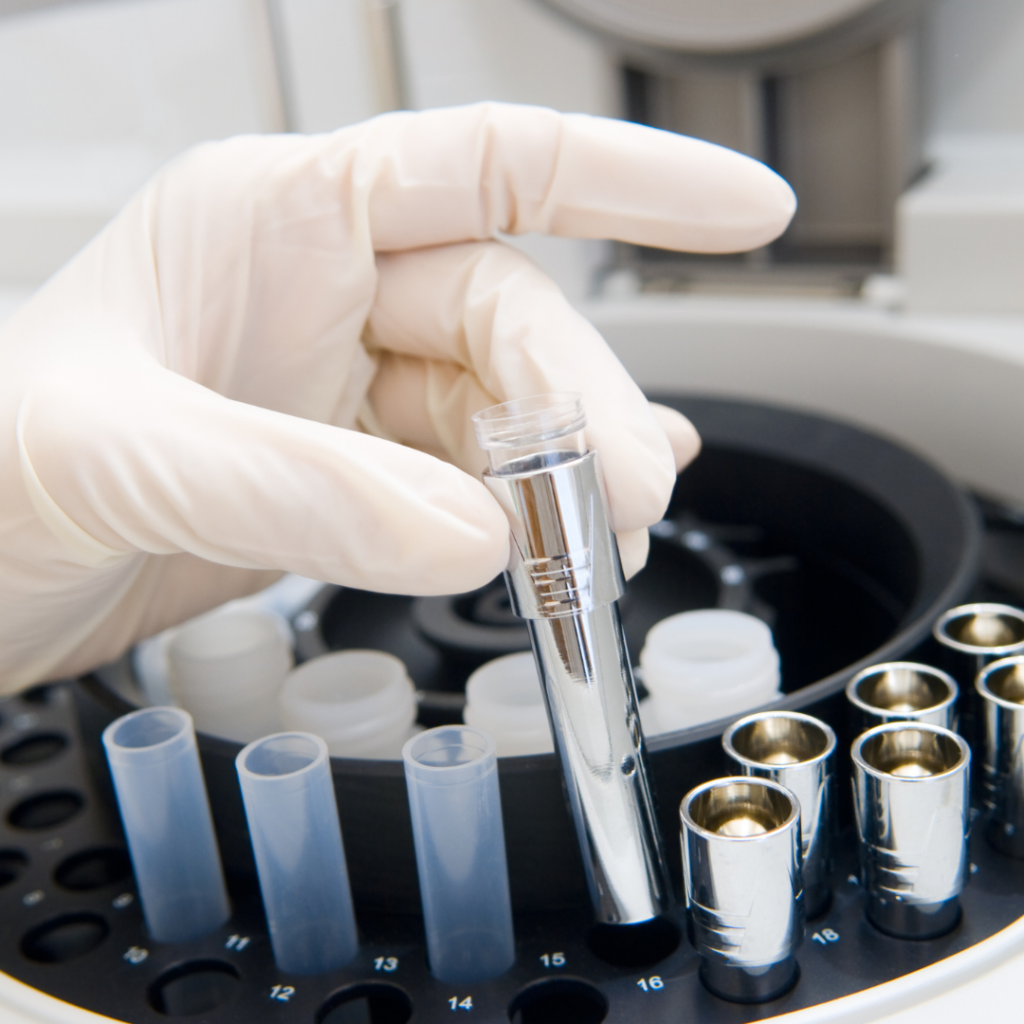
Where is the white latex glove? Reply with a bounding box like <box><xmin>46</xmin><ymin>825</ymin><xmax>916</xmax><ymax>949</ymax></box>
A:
<box><xmin>0</xmin><ymin>103</ymin><xmax>794</xmax><ymax>693</ymax></box>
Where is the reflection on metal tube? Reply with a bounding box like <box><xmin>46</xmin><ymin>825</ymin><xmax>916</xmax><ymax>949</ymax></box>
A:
<box><xmin>851</xmin><ymin>723</ymin><xmax>970</xmax><ymax>939</ymax></box>
<box><xmin>681</xmin><ymin>777</ymin><xmax>804</xmax><ymax>1004</ymax></box>
<box><xmin>723</xmin><ymin>711</ymin><xmax>835</xmax><ymax>919</ymax></box>
<box><xmin>934</xmin><ymin>604</ymin><xmax>1024</xmax><ymax>676</ymax></box>
<box><xmin>977</xmin><ymin>656</ymin><xmax>1024</xmax><ymax>858</ymax></box>
<box><xmin>933</xmin><ymin>603</ymin><xmax>1024</xmax><ymax>782</ymax></box>
<box><xmin>846</xmin><ymin>662</ymin><xmax>958</xmax><ymax>731</ymax></box>
<box><xmin>474</xmin><ymin>394</ymin><xmax>668</xmax><ymax>925</ymax></box>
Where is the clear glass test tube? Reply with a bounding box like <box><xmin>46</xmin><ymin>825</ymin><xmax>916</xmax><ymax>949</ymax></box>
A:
<box><xmin>102</xmin><ymin>707</ymin><xmax>230</xmax><ymax>943</ymax></box>
<box><xmin>236</xmin><ymin>732</ymin><xmax>358</xmax><ymax>974</ymax></box>
<box><xmin>402</xmin><ymin>726</ymin><xmax>515</xmax><ymax>985</ymax></box>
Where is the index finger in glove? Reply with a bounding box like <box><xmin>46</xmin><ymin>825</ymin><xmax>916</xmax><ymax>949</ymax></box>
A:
<box><xmin>167</xmin><ymin>103</ymin><xmax>795</xmax><ymax>275</ymax></box>
<box><xmin>365</xmin><ymin>240</ymin><xmax>697</xmax><ymax>537</ymax></box>
<box><xmin>356</xmin><ymin>103</ymin><xmax>795</xmax><ymax>253</ymax></box>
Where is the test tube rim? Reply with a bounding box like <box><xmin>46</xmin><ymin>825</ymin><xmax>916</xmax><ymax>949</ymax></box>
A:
<box><xmin>976</xmin><ymin>655</ymin><xmax>1024</xmax><ymax>710</ymax></box>
<box><xmin>471</xmin><ymin>392</ymin><xmax>585</xmax><ymax>449</ymax></box>
<box><xmin>722</xmin><ymin>711</ymin><xmax>836</xmax><ymax>771</ymax></box>
<box><xmin>102</xmin><ymin>706</ymin><xmax>193</xmax><ymax>757</ymax></box>
<box><xmin>236</xmin><ymin>731</ymin><xmax>329</xmax><ymax>783</ymax></box>
<box><xmin>845</xmin><ymin>662</ymin><xmax>959</xmax><ymax>719</ymax></box>
<box><xmin>850</xmin><ymin>722</ymin><xmax>970</xmax><ymax>783</ymax></box>
<box><xmin>932</xmin><ymin>603</ymin><xmax>1024</xmax><ymax>657</ymax></box>
<box><xmin>680</xmin><ymin>775</ymin><xmax>799</xmax><ymax>842</ymax></box>
<box><xmin>402</xmin><ymin>725</ymin><xmax>496</xmax><ymax>785</ymax></box>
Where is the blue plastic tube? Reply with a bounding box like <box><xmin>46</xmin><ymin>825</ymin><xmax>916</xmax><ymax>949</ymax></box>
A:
<box><xmin>102</xmin><ymin>706</ymin><xmax>230</xmax><ymax>943</ymax></box>
<box><xmin>236</xmin><ymin>732</ymin><xmax>358</xmax><ymax>973</ymax></box>
<box><xmin>402</xmin><ymin>726</ymin><xmax>515</xmax><ymax>984</ymax></box>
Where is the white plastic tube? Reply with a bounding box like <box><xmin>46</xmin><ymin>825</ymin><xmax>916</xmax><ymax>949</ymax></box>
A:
<box><xmin>640</xmin><ymin>609</ymin><xmax>781</xmax><ymax>733</ymax></box>
<box><xmin>280</xmin><ymin>650</ymin><xmax>418</xmax><ymax>758</ymax></box>
<box><xmin>235</xmin><ymin>732</ymin><xmax>358</xmax><ymax>974</ymax></box>
<box><xmin>402</xmin><ymin>726</ymin><xmax>516</xmax><ymax>984</ymax></box>
<box><xmin>102</xmin><ymin>707</ymin><xmax>230</xmax><ymax>943</ymax></box>
<box><xmin>464</xmin><ymin>652</ymin><xmax>554</xmax><ymax>756</ymax></box>
<box><xmin>168</xmin><ymin>610</ymin><xmax>292</xmax><ymax>743</ymax></box>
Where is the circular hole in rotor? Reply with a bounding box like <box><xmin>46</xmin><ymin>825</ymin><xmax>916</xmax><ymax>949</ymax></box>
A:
<box><xmin>2</xmin><ymin>733</ymin><xmax>69</xmax><ymax>766</ymax></box>
<box><xmin>587</xmin><ymin>915</ymin><xmax>680</xmax><ymax>968</ymax></box>
<box><xmin>0</xmin><ymin>849</ymin><xmax>28</xmax><ymax>888</ymax></box>
<box><xmin>8</xmin><ymin>791</ymin><xmax>84</xmax><ymax>830</ymax></box>
<box><xmin>20</xmin><ymin>684</ymin><xmax>54</xmax><ymax>705</ymax></box>
<box><xmin>318</xmin><ymin>983</ymin><xmax>413</xmax><ymax>1024</ymax></box>
<box><xmin>21</xmin><ymin>913</ymin><xmax>109</xmax><ymax>963</ymax></box>
<box><xmin>148</xmin><ymin>961</ymin><xmax>240</xmax><ymax>1016</ymax></box>
<box><xmin>55</xmin><ymin>847</ymin><xmax>132</xmax><ymax>892</ymax></box>
<box><xmin>508</xmin><ymin>979</ymin><xmax>608</xmax><ymax>1024</ymax></box>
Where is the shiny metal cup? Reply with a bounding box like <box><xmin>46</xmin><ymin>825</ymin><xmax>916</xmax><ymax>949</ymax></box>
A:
<box><xmin>723</xmin><ymin>712</ymin><xmax>836</xmax><ymax>920</ymax></box>
<box><xmin>976</xmin><ymin>656</ymin><xmax>1024</xmax><ymax>857</ymax></box>
<box><xmin>933</xmin><ymin>603</ymin><xmax>1024</xmax><ymax>775</ymax></box>
<box><xmin>934</xmin><ymin>603</ymin><xmax>1024</xmax><ymax>676</ymax></box>
<box><xmin>851</xmin><ymin>723</ymin><xmax>970</xmax><ymax>939</ymax></box>
<box><xmin>681</xmin><ymin>777</ymin><xmax>803</xmax><ymax>1004</ymax></box>
<box><xmin>846</xmin><ymin>662</ymin><xmax>958</xmax><ymax>730</ymax></box>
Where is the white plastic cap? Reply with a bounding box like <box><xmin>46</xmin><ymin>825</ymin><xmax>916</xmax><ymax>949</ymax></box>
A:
<box><xmin>279</xmin><ymin>650</ymin><xmax>418</xmax><ymax>759</ymax></box>
<box><xmin>639</xmin><ymin>609</ymin><xmax>781</xmax><ymax>733</ymax></box>
<box><xmin>464</xmin><ymin>652</ymin><xmax>554</xmax><ymax>757</ymax></box>
<box><xmin>167</xmin><ymin>609</ymin><xmax>293</xmax><ymax>743</ymax></box>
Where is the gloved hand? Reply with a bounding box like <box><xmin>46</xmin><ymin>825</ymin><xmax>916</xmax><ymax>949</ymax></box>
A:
<box><xmin>0</xmin><ymin>103</ymin><xmax>794</xmax><ymax>693</ymax></box>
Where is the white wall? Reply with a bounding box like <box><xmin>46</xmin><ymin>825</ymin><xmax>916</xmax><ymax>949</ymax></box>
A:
<box><xmin>399</xmin><ymin>0</ymin><xmax>616</xmax><ymax>116</ymax></box>
<box><xmin>0</xmin><ymin>0</ymin><xmax>387</xmax><ymax>286</ymax></box>
<box><xmin>0</xmin><ymin>0</ymin><xmax>281</xmax><ymax>157</ymax></box>
<box><xmin>925</xmin><ymin>0</ymin><xmax>1024</xmax><ymax>143</ymax></box>
<box><xmin>2</xmin><ymin>0</ymin><xmax>1024</xmax><ymax>295</ymax></box>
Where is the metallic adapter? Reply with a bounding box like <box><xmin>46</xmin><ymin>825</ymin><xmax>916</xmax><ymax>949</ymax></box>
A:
<box><xmin>681</xmin><ymin>777</ymin><xmax>804</xmax><ymax>1004</ymax></box>
<box><xmin>852</xmin><ymin>722</ymin><xmax>970</xmax><ymax>939</ymax></box>
<box><xmin>473</xmin><ymin>393</ymin><xmax>669</xmax><ymax>925</ymax></box>
<box><xmin>723</xmin><ymin>711</ymin><xmax>835</xmax><ymax>920</ymax></box>
<box><xmin>846</xmin><ymin>662</ymin><xmax>959</xmax><ymax>732</ymax></box>
<box><xmin>977</xmin><ymin>656</ymin><xmax>1024</xmax><ymax>858</ymax></box>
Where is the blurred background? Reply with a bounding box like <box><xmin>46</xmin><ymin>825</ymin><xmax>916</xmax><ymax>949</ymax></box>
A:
<box><xmin>0</xmin><ymin>0</ymin><xmax>1022</xmax><ymax>317</ymax></box>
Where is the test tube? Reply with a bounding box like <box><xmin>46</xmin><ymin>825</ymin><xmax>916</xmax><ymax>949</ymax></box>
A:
<box><xmin>102</xmin><ymin>707</ymin><xmax>230</xmax><ymax>943</ymax></box>
<box><xmin>236</xmin><ymin>732</ymin><xmax>358</xmax><ymax>973</ymax></box>
<box><xmin>681</xmin><ymin>777</ymin><xmax>804</xmax><ymax>1003</ymax></box>
<box><xmin>402</xmin><ymin>726</ymin><xmax>515</xmax><ymax>985</ymax></box>
<box><xmin>723</xmin><ymin>711</ymin><xmax>836</xmax><ymax>919</ymax></box>
<box><xmin>976</xmin><ymin>656</ymin><xmax>1024</xmax><ymax>857</ymax></box>
<box><xmin>473</xmin><ymin>393</ymin><xmax>669</xmax><ymax>926</ymax></box>
<box><xmin>845</xmin><ymin>662</ymin><xmax>958</xmax><ymax>731</ymax></box>
<box><xmin>851</xmin><ymin>723</ymin><xmax>970</xmax><ymax>939</ymax></box>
